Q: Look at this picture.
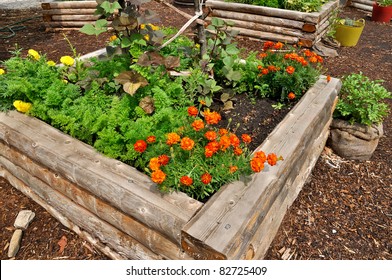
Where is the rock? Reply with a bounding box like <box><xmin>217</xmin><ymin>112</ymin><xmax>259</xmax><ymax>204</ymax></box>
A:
<box><xmin>14</xmin><ymin>210</ymin><xmax>35</xmax><ymax>230</ymax></box>
<box><xmin>8</xmin><ymin>229</ymin><xmax>23</xmax><ymax>258</ymax></box>
<box><xmin>313</xmin><ymin>41</ymin><xmax>339</xmax><ymax>57</ymax></box>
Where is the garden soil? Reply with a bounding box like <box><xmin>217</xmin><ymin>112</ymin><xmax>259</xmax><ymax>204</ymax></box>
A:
<box><xmin>0</xmin><ymin>2</ymin><xmax>391</xmax><ymax>260</ymax></box>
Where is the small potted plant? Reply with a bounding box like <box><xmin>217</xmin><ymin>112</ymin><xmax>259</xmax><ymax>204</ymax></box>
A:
<box><xmin>333</xmin><ymin>18</ymin><xmax>366</xmax><ymax>47</ymax></box>
<box><xmin>328</xmin><ymin>73</ymin><xmax>391</xmax><ymax>160</ymax></box>
<box><xmin>372</xmin><ymin>0</ymin><xmax>392</xmax><ymax>23</ymax></box>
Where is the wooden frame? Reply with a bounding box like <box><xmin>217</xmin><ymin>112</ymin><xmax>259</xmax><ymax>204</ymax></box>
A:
<box><xmin>206</xmin><ymin>0</ymin><xmax>339</xmax><ymax>47</ymax></box>
<box><xmin>0</xmin><ymin>72</ymin><xmax>340</xmax><ymax>259</ymax></box>
<box><xmin>350</xmin><ymin>0</ymin><xmax>374</xmax><ymax>12</ymax></box>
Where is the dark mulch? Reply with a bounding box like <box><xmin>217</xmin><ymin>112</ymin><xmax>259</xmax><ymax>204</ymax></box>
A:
<box><xmin>0</xmin><ymin>2</ymin><xmax>391</xmax><ymax>260</ymax></box>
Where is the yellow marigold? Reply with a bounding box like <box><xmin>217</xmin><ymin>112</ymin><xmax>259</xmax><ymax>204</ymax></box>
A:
<box><xmin>180</xmin><ymin>137</ymin><xmax>195</xmax><ymax>151</ymax></box>
<box><xmin>28</xmin><ymin>49</ymin><xmax>40</xmax><ymax>60</ymax></box>
<box><xmin>60</xmin><ymin>56</ymin><xmax>75</xmax><ymax>66</ymax></box>
<box><xmin>13</xmin><ymin>100</ymin><xmax>32</xmax><ymax>113</ymax></box>
<box><xmin>144</xmin><ymin>34</ymin><xmax>150</xmax><ymax>41</ymax></box>
<box><xmin>0</xmin><ymin>68</ymin><xmax>5</xmax><ymax>75</ymax></box>
<box><xmin>109</xmin><ymin>35</ymin><xmax>118</xmax><ymax>42</ymax></box>
<box><xmin>149</xmin><ymin>157</ymin><xmax>161</xmax><ymax>171</ymax></box>
<box><xmin>166</xmin><ymin>132</ymin><xmax>181</xmax><ymax>146</ymax></box>
<box><xmin>47</xmin><ymin>60</ymin><xmax>56</xmax><ymax>66</ymax></box>
<box><xmin>151</xmin><ymin>170</ymin><xmax>166</xmax><ymax>184</ymax></box>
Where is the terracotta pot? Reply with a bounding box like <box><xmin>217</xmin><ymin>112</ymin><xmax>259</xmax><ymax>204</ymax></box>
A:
<box><xmin>372</xmin><ymin>2</ymin><xmax>392</xmax><ymax>23</ymax></box>
<box><xmin>328</xmin><ymin>119</ymin><xmax>384</xmax><ymax>161</ymax></box>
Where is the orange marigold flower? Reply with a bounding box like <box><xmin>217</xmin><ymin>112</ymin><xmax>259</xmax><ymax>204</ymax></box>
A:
<box><xmin>234</xmin><ymin>146</ymin><xmax>243</xmax><ymax>156</ymax></box>
<box><xmin>199</xmin><ymin>100</ymin><xmax>206</xmax><ymax>105</ymax></box>
<box><xmin>286</xmin><ymin>66</ymin><xmax>295</xmax><ymax>75</ymax></box>
<box><xmin>219</xmin><ymin>135</ymin><xmax>231</xmax><ymax>151</ymax></box>
<box><xmin>146</xmin><ymin>135</ymin><xmax>156</xmax><ymax>143</ymax></box>
<box><xmin>267</xmin><ymin>153</ymin><xmax>278</xmax><ymax>166</ymax></box>
<box><xmin>204</xmin><ymin>110</ymin><xmax>221</xmax><ymax>125</ymax></box>
<box><xmin>229</xmin><ymin>165</ymin><xmax>238</xmax><ymax>173</ymax></box>
<box><xmin>180</xmin><ymin>137</ymin><xmax>195</xmax><ymax>151</ymax></box>
<box><xmin>261</xmin><ymin>68</ymin><xmax>269</xmax><ymax>75</ymax></box>
<box><xmin>180</xmin><ymin>175</ymin><xmax>193</xmax><ymax>186</ymax></box>
<box><xmin>201</xmin><ymin>173</ymin><xmax>212</xmax><ymax>184</ymax></box>
<box><xmin>205</xmin><ymin>130</ymin><xmax>217</xmax><ymax>141</ymax></box>
<box><xmin>166</xmin><ymin>132</ymin><xmax>181</xmax><ymax>145</ymax></box>
<box><xmin>229</xmin><ymin>134</ymin><xmax>240</xmax><ymax>147</ymax></box>
<box><xmin>254</xmin><ymin>151</ymin><xmax>267</xmax><ymax>163</ymax></box>
<box><xmin>268</xmin><ymin>65</ymin><xmax>278</xmax><ymax>72</ymax></box>
<box><xmin>288</xmin><ymin>92</ymin><xmax>296</xmax><ymax>100</ymax></box>
<box><xmin>263</xmin><ymin>41</ymin><xmax>274</xmax><ymax>50</ymax></box>
<box><xmin>304</xmin><ymin>49</ymin><xmax>313</xmax><ymax>57</ymax></box>
<box><xmin>205</xmin><ymin>141</ymin><xmax>219</xmax><ymax>158</ymax></box>
<box><xmin>259</xmin><ymin>52</ymin><xmax>267</xmax><ymax>59</ymax></box>
<box><xmin>274</xmin><ymin>42</ymin><xmax>284</xmax><ymax>49</ymax></box>
<box><xmin>327</xmin><ymin>75</ymin><xmax>331</xmax><ymax>82</ymax></box>
<box><xmin>241</xmin><ymin>134</ymin><xmax>252</xmax><ymax>144</ymax></box>
<box><xmin>149</xmin><ymin>157</ymin><xmax>161</xmax><ymax>171</ymax></box>
<box><xmin>151</xmin><ymin>170</ymin><xmax>166</xmax><ymax>184</ymax></box>
<box><xmin>134</xmin><ymin>140</ymin><xmax>147</xmax><ymax>153</ymax></box>
<box><xmin>187</xmin><ymin>106</ymin><xmax>198</xmax><ymax>117</ymax></box>
<box><xmin>192</xmin><ymin>119</ymin><xmax>205</xmax><ymax>131</ymax></box>
<box><xmin>316</xmin><ymin>55</ymin><xmax>323</xmax><ymax>63</ymax></box>
<box><xmin>309</xmin><ymin>56</ymin><xmax>318</xmax><ymax>63</ymax></box>
<box><xmin>158</xmin><ymin>154</ymin><xmax>170</xmax><ymax>166</ymax></box>
<box><xmin>250</xmin><ymin>157</ymin><xmax>265</xmax><ymax>173</ymax></box>
<box><xmin>219</xmin><ymin>128</ymin><xmax>228</xmax><ymax>136</ymax></box>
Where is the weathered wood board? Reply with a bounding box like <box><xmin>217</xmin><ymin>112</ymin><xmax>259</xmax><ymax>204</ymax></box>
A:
<box><xmin>350</xmin><ymin>0</ymin><xmax>374</xmax><ymax>12</ymax></box>
<box><xmin>206</xmin><ymin>0</ymin><xmax>340</xmax><ymax>47</ymax></box>
<box><xmin>0</xmin><ymin>73</ymin><xmax>340</xmax><ymax>259</ymax></box>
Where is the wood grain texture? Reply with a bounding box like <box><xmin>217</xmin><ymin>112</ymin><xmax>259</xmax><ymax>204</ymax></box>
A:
<box><xmin>0</xmin><ymin>166</ymin><xmax>126</xmax><ymax>260</ymax></box>
<box><xmin>182</xmin><ymin>76</ymin><xmax>341</xmax><ymax>259</ymax></box>
<box><xmin>42</xmin><ymin>8</ymin><xmax>97</xmax><ymax>16</ymax></box>
<box><xmin>0</xmin><ymin>156</ymin><xmax>162</xmax><ymax>260</ymax></box>
<box><xmin>41</xmin><ymin>1</ymin><xmax>97</xmax><ymax>10</ymax></box>
<box><xmin>0</xmin><ymin>142</ymin><xmax>192</xmax><ymax>260</ymax></box>
<box><xmin>0</xmin><ymin>111</ymin><xmax>202</xmax><ymax>245</ymax></box>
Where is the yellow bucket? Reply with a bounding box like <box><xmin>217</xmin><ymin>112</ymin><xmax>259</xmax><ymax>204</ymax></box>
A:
<box><xmin>334</xmin><ymin>19</ymin><xmax>365</xmax><ymax>47</ymax></box>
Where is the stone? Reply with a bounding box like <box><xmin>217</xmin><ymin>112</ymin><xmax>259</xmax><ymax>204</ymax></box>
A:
<box><xmin>313</xmin><ymin>41</ymin><xmax>339</xmax><ymax>57</ymax></box>
<box><xmin>8</xmin><ymin>229</ymin><xmax>23</xmax><ymax>258</ymax></box>
<box><xmin>14</xmin><ymin>210</ymin><xmax>35</xmax><ymax>230</ymax></box>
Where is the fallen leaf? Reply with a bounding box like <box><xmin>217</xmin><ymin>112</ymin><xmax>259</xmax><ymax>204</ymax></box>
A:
<box><xmin>58</xmin><ymin>235</ymin><xmax>68</xmax><ymax>254</ymax></box>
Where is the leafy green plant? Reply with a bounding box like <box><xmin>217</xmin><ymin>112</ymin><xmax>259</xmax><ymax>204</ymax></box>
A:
<box><xmin>377</xmin><ymin>0</ymin><xmax>392</xmax><ymax>7</ymax></box>
<box><xmin>224</xmin><ymin>0</ymin><xmax>328</xmax><ymax>12</ymax></box>
<box><xmin>334</xmin><ymin>73</ymin><xmax>391</xmax><ymax>126</ymax></box>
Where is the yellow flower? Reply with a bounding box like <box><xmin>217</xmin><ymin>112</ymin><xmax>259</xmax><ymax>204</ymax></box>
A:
<box><xmin>62</xmin><ymin>79</ymin><xmax>68</xmax><ymax>84</ymax></box>
<box><xmin>140</xmin><ymin>23</ymin><xmax>159</xmax><ymax>31</ymax></box>
<box><xmin>47</xmin><ymin>60</ymin><xmax>56</xmax><ymax>66</ymax></box>
<box><xmin>0</xmin><ymin>68</ymin><xmax>5</xmax><ymax>75</ymax></box>
<box><xmin>60</xmin><ymin>56</ymin><xmax>75</xmax><ymax>66</ymax></box>
<box><xmin>13</xmin><ymin>100</ymin><xmax>32</xmax><ymax>113</ymax></box>
<box><xmin>144</xmin><ymin>34</ymin><xmax>150</xmax><ymax>41</ymax></box>
<box><xmin>28</xmin><ymin>49</ymin><xmax>40</xmax><ymax>61</ymax></box>
<box><xmin>109</xmin><ymin>35</ymin><xmax>117</xmax><ymax>42</ymax></box>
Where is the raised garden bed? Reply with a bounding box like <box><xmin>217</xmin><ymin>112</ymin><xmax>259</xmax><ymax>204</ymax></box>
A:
<box><xmin>0</xmin><ymin>68</ymin><xmax>341</xmax><ymax>259</ymax></box>
<box><xmin>206</xmin><ymin>0</ymin><xmax>339</xmax><ymax>47</ymax></box>
<box><xmin>350</xmin><ymin>0</ymin><xmax>374</xmax><ymax>12</ymax></box>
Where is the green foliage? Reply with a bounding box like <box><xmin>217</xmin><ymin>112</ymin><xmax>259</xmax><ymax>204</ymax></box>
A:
<box><xmin>334</xmin><ymin>73</ymin><xmax>391</xmax><ymax>126</ymax></box>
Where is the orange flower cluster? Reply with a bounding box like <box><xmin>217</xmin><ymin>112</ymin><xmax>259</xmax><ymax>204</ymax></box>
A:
<box><xmin>241</xmin><ymin>134</ymin><xmax>252</xmax><ymax>144</ymax></box>
<box><xmin>188</xmin><ymin>106</ymin><xmax>198</xmax><ymax>117</ymax></box>
<box><xmin>205</xmin><ymin>130</ymin><xmax>217</xmax><ymax>141</ymax></box>
<box><xmin>250</xmin><ymin>151</ymin><xmax>283</xmax><ymax>173</ymax></box>
<box><xmin>151</xmin><ymin>170</ymin><xmax>166</xmax><ymax>184</ymax></box>
<box><xmin>166</xmin><ymin>132</ymin><xmax>181</xmax><ymax>145</ymax></box>
<box><xmin>147</xmin><ymin>135</ymin><xmax>156</xmax><ymax>143</ymax></box>
<box><xmin>192</xmin><ymin>119</ymin><xmax>205</xmax><ymax>131</ymax></box>
<box><xmin>204</xmin><ymin>110</ymin><xmax>221</xmax><ymax>125</ymax></box>
<box><xmin>288</xmin><ymin>92</ymin><xmax>296</xmax><ymax>100</ymax></box>
<box><xmin>286</xmin><ymin>66</ymin><xmax>295</xmax><ymax>75</ymax></box>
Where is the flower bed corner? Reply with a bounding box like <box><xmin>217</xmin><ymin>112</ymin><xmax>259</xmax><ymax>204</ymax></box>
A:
<box><xmin>206</xmin><ymin>0</ymin><xmax>339</xmax><ymax>47</ymax></box>
<box><xmin>0</xmin><ymin>74</ymin><xmax>340</xmax><ymax>259</ymax></box>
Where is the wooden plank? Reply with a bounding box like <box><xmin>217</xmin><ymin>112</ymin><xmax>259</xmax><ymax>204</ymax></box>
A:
<box><xmin>51</xmin><ymin>14</ymin><xmax>101</xmax><ymax>21</ymax></box>
<box><xmin>211</xmin><ymin>9</ymin><xmax>305</xmax><ymax>30</ymax></box>
<box><xmin>206</xmin><ymin>0</ymin><xmax>320</xmax><ymax>23</ymax></box>
<box><xmin>0</xmin><ymin>166</ymin><xmax>126</xmax><ymax>260</ymax></box>
<box><xmin>41</xmin><ymin>1</ymin><xmax>97</xmax><ymax>10</ymax></box>
<box><xmin>222</xmin><ymin>18</ymin><xmax>307</xmax><ymax>38</ymax></box>
<box><xmin>0</xmin><ymin>111</ymin><xmax>203</xmax><ymax>245</ymax></box>
<box><xmin>182</xmin><ymin>76</ymin><xmax>341</xmax><ymax>259</ymax></box>
<box><xmin>42</xmin><ymin>8</ymin><xmax>97</xmax><ymax>16</ymax></box>
<box><xmin>0</xmin><ymin>142</ymin><xmax>192</xmax><ymax>260</ymax></box>
<box><xmin>0</xmin><ymin>156</ymin><xmax>162</xmax><ymax>260</ymax></box>
<box><xmin>351</xmin><ymin>0</ymin><xmax>374</xmax><ymax>6</ymax></box>
<box><xmin>44</xmin><ymin>21</ymin><xmax>97</xmax><ymax>28</ymax></box>
<box><xmin>351</xmin><ymin>2</ymin><xmax>373</xmax><ymax>12</ymax></box>
<box><xmin>228</xmin><ymin>26</ymin><xmax>298</xmax><ymax>44</ymax></box>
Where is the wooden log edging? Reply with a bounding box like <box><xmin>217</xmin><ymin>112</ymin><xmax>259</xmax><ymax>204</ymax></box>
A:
<box><xmin>41</xmin><ymin>1</ymin><xmax>98</xmax><ymax>29</ymax></box>
<box><xmin>182</xmin><ymin>76</ymin><xmax>341</xmax><ymax>259</ymax></box>
<box><xmin>0</xmin><ymin>75</ymin><xmax>341</xmax><ymax>260</ymax></box>
<box><xmin>206</xmin><ymin>0</ymin><xmax>339</xmax><ymax>47</ymax></box>
<box><xmin>350</xmin><ymin>0</ymin><xmax>374</xmax><ymax>12</ymax></box>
